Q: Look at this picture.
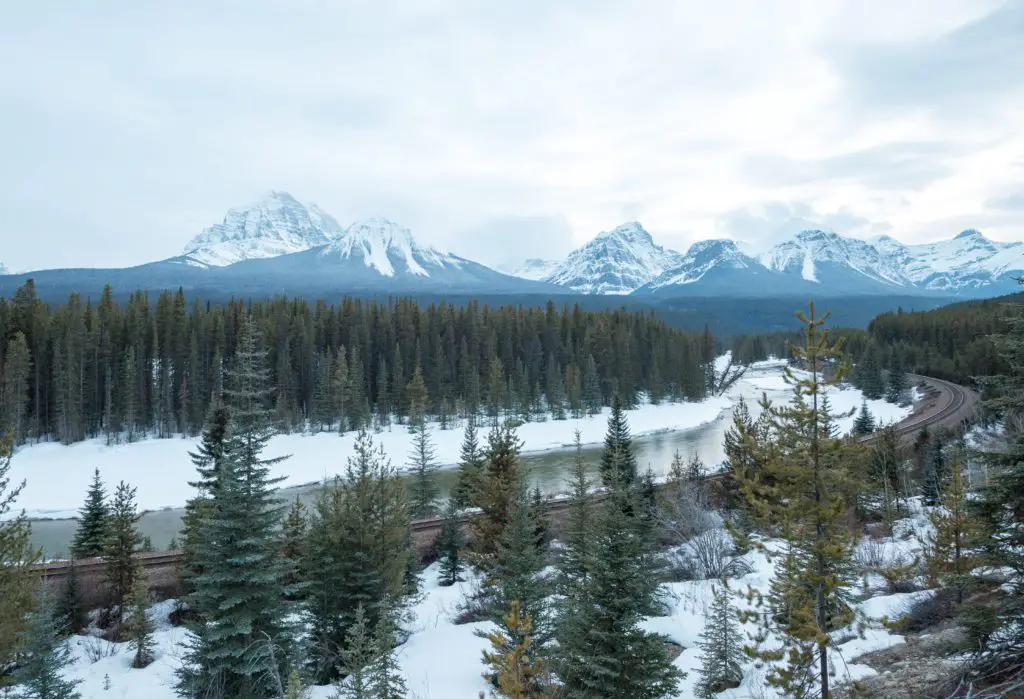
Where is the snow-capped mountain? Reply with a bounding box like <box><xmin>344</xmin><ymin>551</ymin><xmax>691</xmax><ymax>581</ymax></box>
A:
<box><xmin>505</xmin><ymin>258</ymin><xmax>561</xmax><ymax>282</ymax></box>
<box><xmin>639</xmin><ymin>239</ymin><xmax>766</xmax><ymax>292</ymax></box>
<box><xmin>513</xmin><ymin>222</ymin><xmax>1024</xmax><ymax>298</ymax></box>
<box><xmin>180</xmin><ymin>191</ymin><xmax>342</xmax><ymax>268</ymax></box>
<box><xmin>317</xmin><ymin>218</ymin><xmax>460</xmax><ymax>277</ymax></box>
<box><xmin>544</xmin><ymin>222</ymin><xmax>684</xmax><ymax>294</ymax></box>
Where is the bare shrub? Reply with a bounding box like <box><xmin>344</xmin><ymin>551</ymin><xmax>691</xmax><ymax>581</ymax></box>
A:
<box><xmin>668</xmin><ymin>528</ymin><xmax>752</xmax><ymax>581</ymax></box>
<box><xmin>82</xmin><ymin>635</ymin><xmax>121</xmax><ymax>663</ymax></box>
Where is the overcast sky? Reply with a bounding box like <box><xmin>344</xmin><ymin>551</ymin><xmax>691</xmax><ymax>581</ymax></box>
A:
<box><xmin>2</xmin><ymin>0</ymin><xmax>1022</xmax><ymax>271</ymax></box>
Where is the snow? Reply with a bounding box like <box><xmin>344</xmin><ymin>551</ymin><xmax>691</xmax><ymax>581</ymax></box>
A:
<box><xmin>545</xmin><ymin>221</ymin><xmax>684</xmax><ymax>294</ymax></box>
<box><xmin>320</xmin><ymin>217</ymin><xmax>456</xmax><ymax>278</ymax></box>
<box><xmin>181</xmin><ymin>191</ymin><xmax>337</xmax><ymax>267</ymax></box>
<box><xmin>504</xmin><ymin>258</ymin><xmax>561</xmax><ymax>281</ymax></box>
<box><xmin>6</xmin><ymin>394</ymin><xmax>732</xmax><ymax>521</ymax></box>
<box><xmin>24</xmin><ymin>499</ymin><xmax>947</xmax><ymax>697</ymax></box>
<box><xmin>802</xmin><ymin>248</ymin><xmax>817</xmax><ymax>282</ymax></box>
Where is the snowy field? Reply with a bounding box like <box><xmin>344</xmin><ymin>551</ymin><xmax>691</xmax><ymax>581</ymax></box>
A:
<box><xmin>4</xmin><ymin>356</ymin><xmax>913</xmax><ymax>522</ymax></box>
<box><xmin>55</xmin><ymin>504</ymin><xmax>939</xmax><ymax>699</ymax></box>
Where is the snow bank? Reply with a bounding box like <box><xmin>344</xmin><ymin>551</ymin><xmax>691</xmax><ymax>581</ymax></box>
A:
<box><xmin>5</xmin><ymin>394</ymin><xmax>731</xmax><ymax>521</ymax></box>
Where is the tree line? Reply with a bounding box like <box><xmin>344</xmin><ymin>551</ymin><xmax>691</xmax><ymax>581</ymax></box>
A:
<box><xmin>0</xmin><ymin>280</ymin><xmax>714</xmax><ymax>446</ymax></box>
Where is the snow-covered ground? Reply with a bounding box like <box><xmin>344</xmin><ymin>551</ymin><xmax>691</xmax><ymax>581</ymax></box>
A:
<box><xmin>4</xmin><ymin>356</ymin><xmax>913</xmax><ymax>522</ymax></box>
<box><xmin>52</xmin><ymin>506</ymin><xmax>940</xmax><ymax>699</ymax></box>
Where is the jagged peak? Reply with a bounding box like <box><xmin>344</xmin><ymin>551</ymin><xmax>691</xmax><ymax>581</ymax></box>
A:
<box><xmin>954</xmin><ymin>228</ymin><xmax>984</xmax><ymax>240</ymax></box>
<box><xmin>594</xmin><ymin>221</ymin><xmax>654</xmax><ymax>245</ymax></box>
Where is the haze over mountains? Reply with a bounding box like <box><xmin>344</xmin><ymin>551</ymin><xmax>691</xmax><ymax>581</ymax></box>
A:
<box><xmin>3</xmin><ymin>191</ymin><xmax>1022</xmax><ymax>301</ymax></box>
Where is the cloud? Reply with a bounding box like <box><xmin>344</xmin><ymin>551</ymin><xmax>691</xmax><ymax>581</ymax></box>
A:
<box><xmin>986</xmin><ymin>192</ymin><xmax>1024</xmax><ymax>211</ymax></box>
<box><xmin>0</xmin><ymin>1</ymin><xmax>1021</xmax><ymax>271</ymax></box>
<box><xmin>716</xmin><ymin>201</ymin><xmax>893</xmax><ymax>249</ymax></box>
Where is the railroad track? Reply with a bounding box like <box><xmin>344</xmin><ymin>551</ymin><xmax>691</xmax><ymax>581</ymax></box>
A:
<box><xmin>31</xmin><ymin>374</ymin><xmax>979</xmax><ymax>581</ymax></box>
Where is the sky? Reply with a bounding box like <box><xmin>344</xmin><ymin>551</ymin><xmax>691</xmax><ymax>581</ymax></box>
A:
<box><xmin>1</xmin><ymin>0</ymin><xmax>1023</xmax><ymax>271</ymax></box>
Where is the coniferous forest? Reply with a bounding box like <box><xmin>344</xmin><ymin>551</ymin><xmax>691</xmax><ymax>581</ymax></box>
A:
<box><xmin>0</xmin><ymin>280</ymin><xmax>712</xmax><ymax>446</ymax></box>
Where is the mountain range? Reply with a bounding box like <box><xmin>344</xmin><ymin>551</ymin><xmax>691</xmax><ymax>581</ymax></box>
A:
<box><xmin>2</xmin><ymin>191</ymin><xmax>1021</xmax><ymax>301</ymax></box>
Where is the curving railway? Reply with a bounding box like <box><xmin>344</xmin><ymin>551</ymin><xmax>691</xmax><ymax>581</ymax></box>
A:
<box><xmin>30</xmin><ymin>374</ymin><xmax>979</xmax><ymax>586</ymax></box>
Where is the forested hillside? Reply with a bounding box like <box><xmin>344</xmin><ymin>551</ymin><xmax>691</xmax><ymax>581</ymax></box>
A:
<box><xmin>857</xmin><ymin>293</ymin><xmax>1024</xmax><ymax>385</ymax></box>
<box><xmin>0</xmin><ymin>280</ymin><xmax>712</xmax><ymax>446</ymax></box>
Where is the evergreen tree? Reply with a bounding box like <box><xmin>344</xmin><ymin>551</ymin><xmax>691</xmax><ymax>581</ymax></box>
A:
<box><xmin>582</xmin><ymin>353</ymin><xmax>602</xmax><ymax>415</ymax></box>
<box><xmin>453</xmin><ymin>419</ymin><xmax>485</xmax><ymax>509</ymax></box>
<box><xmin>924</xmin><ymin>456</ymin><xmax>979</xmax><ymax>604</ymax></box>
<box><xmin>1</xmin><ymin>331</ymin><xmax>32</xmax><ymax>443</ymax></box>
<box><xmin>285</xmin><ymin>670</ymin><xmax>308</xmax><ymax>699</ymax></box>
<box><xmin>478</xmin><ymin>480</ymin><xmax>550</xmax><ymax>649</ymax></box>
<box><xmin>367</xmin><ymin>602</ymin><xmax>407</xmax><ymax>699</ymax></box>
<box><xmin>335</xmin><ymin>604</ymin><xmax>373</xmax><ymax>699</ymax></box>
<box><xmin>408</xmin><ymin>418</ymin><xmax>439</xmax><ymax>519</ymax></box>
<box><xmin>923</xmin><ymin>431</ymin><xmax>947</xmax><ymax>506</ymax></box>
<box><xmin>0</xmin><ymin>435</ymin><xmax>38</xmax><ymax>683</ymax></box>
<box><xmin>885</xmin><ymin>354</ymin><xmax>909</xmax><ymax>404</ymax></box>
<box><xmin>281</xmin><ymin>496</ymin><xmax>308</xmax><ymax>593</ymax></box>
<box><xmin>545</xmin><ymin>353</ymin><xmax>566</xmax><ymax>420</ymax></box>
<box><xmin>13</xmin><ymin>586</ymin><xmax>82</xmax><ymax>699</ymax></box>
<box><xmin>869</xmin><ymin>424</ymin><xmax>906</xmax><ymax>534</ymax></box>
<box><xmin>405</xmin><ymin>362</ymin><xmax>429</xmax><ymax>427</ymax></box>
<box><xmin>481</xmin><ymin>600</ymin><xmax>550</xmax><ymax>699</ymax></box>
<box><xmin>347</xmin><ymin>345</ymin><xmax>370</xmax><ymax>431</ymax></box>
<box><xmin>104</xmin><ymin>480</ymin><xmax>142</xmax><ymax>636</ymax></box>
<box><xmin>333</xmin><ymin>346</ymin><xmax>349</xmax><ymax>433</ymax></box>
<box><xmin>177</xmin><ymin>319</ymin><xmax>294</xmax><ymax>699</ymax></box>
<box><xmin>854</xmin><ymin>350</ymin><xmax>885</xmax><ymax>400</ymax></box>
<box><xmin>599</xmin><ymin>394</ymin><xmax>638</xmax><ymax>487</ymax></box>
<box><xmin>180</xmin><ymin>402</ymin><xmax>231</xmax><ymax>584</ymax></box>
<box><xmin>471</xmin><ymin>423</ymin><xmax>523</xmax><ymax>557</ymax></box>
<box><xmin>71</xmin><ymin>467</ymin><xmax>109</xmax><ymax>559</ymax></box>
<box><xmin>733</xmin><ymin>304</ymin><xmax>860</xmax><ymax>699</ymax></box>
<box><xmin>59</xmin><ymin>557</ymin><xmax>87</xmax><ymax>634</ymax></box>
<box><xmin>437</xmin><ymin>497</ymin><xmax>464</xmax><ymax>587</ymax></box>
<box><xmin>556</xmin><ymin>461</ymin><xmax>680</xmax><ymax>698</ymax></box>
<box><xmin>304</xmin><ymin>430</ymin><xmax>411</xmax><ymax>684</ymax></box>
<box><xmin>529</xmin><ymin>486</ymin><xmax>550</xmax><ymax>550</ymax></box>
<box><xmin>694</xmin><ymin>583</ymin><xmax>744</xmax><ymax>698</ymax></box>
<box><xmin>852</xmin><ymin>400</ymin><xmax>875</xmax><ymax>435</ymax></box>
<box><xmin>126</xmin><ymin>574</ymin><xmax>156</xmax><ymax>668</ymax></box>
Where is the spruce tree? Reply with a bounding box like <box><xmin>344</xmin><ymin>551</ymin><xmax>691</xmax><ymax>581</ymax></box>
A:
<box><xmin>471</xmin><ymin>423</ymin><xmax>523</xmax><ymax>557</ymax></box>
<box><xmin>304</xmin><ymin>430</ymin><xmax>411</xmax><ymax>684</ymax></box>
<box><xmin>923</xmin><ymin>431</ymin><xmax>947</xmax><ymax>506</ymax></box>
<box><xmin>71</xmin><ymin>467</ymin><xmax>109</xmax><ymax>559</ymax></box>
<box><xmin>126</xmin><ymin>575</ymin><xmax>156</xmax><ymax>668</ymax></box>
<box><xmin>869</xmin><ymin>424</ymin><xmax>905</xmax><ymax>534</ymax></box>
<box><xmin>732</xmin><ymin>303</ymin><xmax>860</xmax><ymax>699</ymax></box>
<box><xmin>405</xmin><ymin>362</ymin><xmax>429</xmax><ymax>427</ymax></box>
<box><xmin>281</xmin><ymin>496</ymin><xmax>308</xmax><ymax>593</ymax></box>
<box><xmin>437</xmin><ymin>497</ymin><xmax>464</xmax><ymax>586</ymax></box>
<box><xmin>556</xmin><ymin>462</ymin><xmax>680</xmax><ymax>698</ymax></box>
<box><xmin>13</xmin><ymin>586</ymin><xmax>82</xmax><ymax>699</ymax></box>
<box><xmin>408</xmin><ymin>418</ymin><xmax>439</xmax><ymax>519</ymax></box>
<box><xmin>454</xmin><ymin>419</ymin><xmax>486</xmax><ymax>509</ymax></box>
<box><xmin>367</xmin><ymin>601</ymin><xmax>407</xmax><ymax>699</ymax></box>
<box><xmin>181</xmin><ymin>402</ymin><xmax>231</xmax><ymax>584</ymax></box>
<box><xmin>582</xmin><ymin>353</ymin><xmax>602</xmax><ymax>415</ymax></box>
<box><xmin>59</xmin><ymin>557</ymin><xmax>87</xmax><ymax>634</ymax></box>
<box><xmin>924</xmin><ymin>456</ymin><xmax>979</xmax><ymax>604</ymax></box>
<box><xmin>885</xmin><ymin>354</ymin><xmax>909</xmax><ymax>404</ymax></box>
<box><xmin>104</xmin><ymin>480</ymin><xmax>142</xmax><ymax>636</ymax></box>
<box><xmin>694</xmin><ymin>583</ymin><xmax>744</xmax><ymax>698</ymax></box>
<box><xmin>177</xmin><ymin>319</ymin><xmax>294</xmax><ymax>699</ymax></box>
<box><xmin>599</xmin><ymin>394</ymin><xmax>637</xmax><ymax>487</ymax></box>
<box><xmin>335</xmin><ymin>604</ymin><xmax>373</xmax><ymax>699</ymax></box>
<box><xmin>853</xmin><ymin>400</ymin><xmax>875</xmax><ymax>435</ymax></box>
<box><xmin>285</xmin><ymin>670</ymin><xmax>308</xmax><ymax>699</ymax></box>
<box><xmin>0</xmin><ymin>435</ymin><xmax>38</xmax><ymax>683</ymax></box>
<box><xmin>478</xmin><ymin>480</ymin><xmax>550</xmax><ymax>649</ymax></box>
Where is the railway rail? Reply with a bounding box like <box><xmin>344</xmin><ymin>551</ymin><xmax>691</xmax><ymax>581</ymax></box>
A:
<box><xmin>30</xmin><ymin>374</ymin><xmax>978</xmax><ymax>582</ymax></box>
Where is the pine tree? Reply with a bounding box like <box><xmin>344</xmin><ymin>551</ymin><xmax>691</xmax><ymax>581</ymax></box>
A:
<box><xmin>347</xmin><ymin>345</ymin><xmax>370</xmax><ymax>432</ymax></box>
<box><xmin>528</xmin><ymin>486</ymin><xmax>550</xmax><ymax>550</ymax></box>
<box><xmin>405</xmin><ymin>362</ymin><xmax>429</xmax><ymax>427</ymax></box>
<box><xmin>478</xmin><ymin>481</ymin><xmax>550</xmax><ymax>650</ymax></box>
<box><xmin>885</xmin><ymin>354</ymin><xmax>909</xmax><ymax>404</ymax></box>
<box><xmin>482</xmin><ymin>600</ymin><xmax>550</xmax><ymax>699</ymax></box>
<box><xmin>471</xmin><ymin>423</ymin><xmax>523</xmax><ymax>557</ymax></box>
<box><xmin>104</xmin><ymin>480</ymin><xmax>142</xmax><ymax>636</ymax></box>
<box><xmin>1</xmin><ymin>331</ymin><xmax>32</xmax><ymax>443</ymax></box>
<box><xmin>177</xmin><ymin>318</ymin><xmax>294</xmax><ymax>699</ymax></box>
<box><xmin>71</xmin><ymin>467</ymin><xmax>109</xmax><ymax>559</ymax></box>
<box><xmin>599</xmin><ymin>394</ymin><xmax>638</xmax><ymax>487</ymax></box>
<box><xmin>869</xmin><ymin>424</ymin><xmax>906</xmax><ymax>534</ymax></box>
<box><xmin>923</xmin><ymin>431</ymin><xmax>947</xmax><ymax>506</ymax></box>
<box><xmin>285</xmin><ymin>669</ymin><xmax>308</xmax><ymax>699</ymax></box>
<box><xmin>304</xmin><ymin>430</ymin><xmax>411</xmax><ymax>684</ymax></box>
<box><xmin>281</xmin><ymin>496</ymin><xmax>308</xmax><ymax>593</ymax></box>
<box><xmin>333</xmin><ymin>346</ymin><xmax>349</xmax><ymax>433</ymax></box>
<box><xmin>853</xmin><ymin>400</ymin><xmax>875</xmax><ymax>435</ymax></box>
<box><xmin>924</xmin><ymin>456</ymin><xmax>979</xmax><ymax>604</ymax></box>
<box><xmin>126</xmin><ymin>575</ymin><xmax>156</xmax><ymax>668</ymax></box>
<box><xmin>582</xmin><ymin>353</ymin><xmax>602</xmax><ymax>415</ymax></box>
<box><xmin>453</xmin><ymin>419</ymin><xmax>486</xmax><ymax>509</ymax></box>
<box><xmin>733</xmin><ymin>303</ymin><xmax>860</xmax><ymax>699</ymax></box>
<box><xmin>335</xmin><ymin>604</ymin><xmax>373</xmax><ymax>699</ymax></box>
<box><xmin>408</xmin><ymin>418</ymin><xmax>439</xmax><ymax>519</ymax></box>
<box><xmin>556</xmin><ymin>460</ymin><xmax>680</xmax><ymax>698</ymax></box>
<box><xmin>13</xmin><ymin>586</ymin><xmax>82</xmax><ymax>699</ymax></box>
<box><xmin>0</xmin><ymin>434</ymin><xmax>38</xmax><ymax>682</ymax></box>
<box><xmin>694</xmin><ymin>583</ymin><xmax>744</xmax><ymax>698</ymax></box>
<box><xmin>437</xmin><ymin>497</ymin><xmax>464</xmax><ymax>586</ymax></box>
<box><xmin>59</xmin><ymin>557</ymin><xmax>87</xmax><ymax>634</ymax></box>
<box><xmin>367</xmin><ymin>602</ymin><xmax>407</xmax><ymax>699</ymax></box>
